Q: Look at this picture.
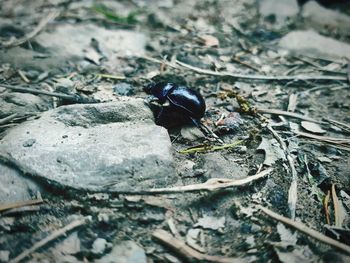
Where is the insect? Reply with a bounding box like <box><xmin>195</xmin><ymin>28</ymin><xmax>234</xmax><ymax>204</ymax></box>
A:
<box><xmin>144</xmin><ymin>82</ymin><xmax>206</xmax><ymax>128</ymax></box>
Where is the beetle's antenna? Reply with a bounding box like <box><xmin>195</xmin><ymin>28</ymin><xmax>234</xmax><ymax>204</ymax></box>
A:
<box><xmin>191</xmin><ymin>118</ymin><xmax>224</xmax><ymax>144</ymax></box>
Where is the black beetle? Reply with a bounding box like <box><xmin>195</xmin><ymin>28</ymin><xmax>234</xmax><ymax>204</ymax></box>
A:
<box><xmin>144</xmin><ymin>82</ymin><xmax>206</xmax><ymax>128</ymax></box>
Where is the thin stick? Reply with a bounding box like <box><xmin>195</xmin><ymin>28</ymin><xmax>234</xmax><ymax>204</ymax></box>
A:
<box><xmin>0</xmin><ymin>113</ymin><xmax>17</xmax><ymax>125</ymax></box>
<box><xmin>147</xmin><ymin>168</ymin><xmax>272</xmax><ymax>194</ymax></box>
<box><xmin>2</xmin><ymin>11</ymin><xmax>59</xmax><ymax>48</ymax></box>
<box><xmin>295</xmin><ymin>131</ymin><xmax>350</xmax><ymax>144</ymax></box>
<box><xmin>9</xmin><ymin>218</ymin><xmax>88</xmax><ymax>263</ymax></box>
<box><xmin>2</xmin><ymin>206</ymin><xmax>41</xmax><ymax>216</ymax></box>
<box><xmin>175</xmin><ymin>60</ymin><xmax>348</xmax><ymax>82</ymax></box>
<box><xmin>257</xmin><ymin>108</ymin><xmax>325</xmax><ymax>124</ymax></box>
<box><xmin>0</xmin><ymin>199</ymin><xmax>43</xmax><ymax>213</ymax></box>
<box><xmin>258</xmin><ymin>205</ymin><xmax>350</xmax><ymax>254</ymax></box>
<box><xmin>0</xmin><ymin>84</ymin><xmax>94</xmax><ymax>103</ymax></box>
<box><xmin>300</xmin><ymin>140</ymin><xmax>350</xmax><ymax>152</ymax></box>
<box><xmin>104</xmin><ymin>168</ymin><xmax>272</xmax><ymax>194</ymax></box>
<box><xmin>325</xmin><ymin>118</ymin><xmax>350</xmax><ymax>133</ymax></box>
<box><xmin>95</xmin><ymin>73</ymin><xmax>126</xmax><ymax>80</ymax></box>
<box><xmin>231</xmin><ymin>56</ymin><xmax>260</xmax><ymax>72</ymax></box>
<box><xmin>179</xmin><ymin>140</ymin><xmax>243</xmax><ymax>154</ymax></box>
<box><xmin>197</xmin><ymin>122</ymin><xmax>224</xmax><ymax>144</ymax></box>
<box><xmin>18</xmin><ymin>70</ymin><xmax>30</xmax><ymax>83</ymax></box>
<box><xmin>152</xmin><ymin>229</ymin><xmax>243</xmax><ymax>263</ymax></box>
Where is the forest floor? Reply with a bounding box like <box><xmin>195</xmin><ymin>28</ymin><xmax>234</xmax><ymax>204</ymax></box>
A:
<box><xmin>0</xmin><ymin>0</ymin><xmax>350</xmax><ymax>262</ymax></box>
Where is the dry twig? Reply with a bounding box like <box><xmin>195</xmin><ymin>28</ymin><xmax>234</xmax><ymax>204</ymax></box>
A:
<box><xmin>325</xmin><ymin>118</ymin><xmax>350</xmax><ymax>133</ymax></box>
<box><xmin>2</xmin><ymin>11</ymin><xmax>59</xmax><ymax>48</ymax></box>
<box><xmin>175</xmin><ymin>60</ymin><xmax>348</xmax><ymax>82</ymax></box>
<box><xmin>258</xmin><ymin>205</ymin><xmax>350</xmax><ymax>254</ymax></box>
<box><xmin>0</xmin><ymin>199</ymin><xmax>43</xmax><ymax>213</ymax></box>
<box><xmin>9</xmin><ymin>218</ymin><xmax>88</xmax><ymax>263</ymax></box>
<box><xmin>18</xmin><ymin>70</ymin><xmax>30</xmax><ymax>83</ymax></box>
<box><xmin>295</xmin><ymin>131</ymin><xmax>350</xmax><ymax>145</ymax></box>
<box><xmin>140</xmin><ymin>56</ymin><xmax>348</xmax><ymax>82</ymax></box>
<box><xmin>0</xmin><ymin>84</ymin><xmax>95</xmax><ymax>103</ymax></box>
<box><xmin>0</xmin><ymin>113</ymin><xmax>18</xmax><ymax>125</ymax></box>
<box><xmin>105</xmin><ymin>168</ymin><xmax>272</xmax><ymax>194</ymax></box>
<box><xmin>257</xmin><ymin>108</ymin><xmax>324</xmax><ymax>124</ymax></box>
<box><xmin>152</xmin><ymin>229</ymin><xmax>243</xmax><ymax>263</ymax></box>
<box><xmin>179</xmin><ymin>140</ymin><xmax>243</xmax><ymax>154</ymax></box>
<box><xmin>146</xmin><ymin>168</ymin><xmax>272</xmax><ymax>194</ymax></box>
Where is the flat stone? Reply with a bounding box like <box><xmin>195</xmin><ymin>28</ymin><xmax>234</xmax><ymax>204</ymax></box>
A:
<box><xmin>0</xmin><ymin>98</ymin><xmax>176</xmax><ymax>192</ymax></box>
<box><xmin>180</xmin><ymin>125</ymin><xmax>205</xmax><ymax>141</ymax></box>
<box><xmin>202</xmin><ymin>152</ymin><xmax>247</xmax><ymax>180</ymax></box>
<box><xmin>0</xmin><ymin>250</ymin><xmax>10</xmax><ymax>262</ymax></box>
<box><xmin>259</xmin><ymin>0</ymin><xmax>299</xmax><ymax>25</ymax></box>
<box><xmin>91</xmin><ymin>238</ymin><xmax>109</xmax><ymax>255</ymax></box>
<box><xmin>36</xmin><ymin>24</ymin><xmax>147</xmax><ymax>59</ymax></box>
<box><xmin>0</xmin><ymin>162</ymin><xmax>41</xmax><ymax>203</ymax></box>
<box><xmin>279</xmin><ymin>30</ymin><xmax>350</xmax><ymax>61</ymax></box>
<box><xmin>96</xmin><ymin>241</ymin><xmax>147</xmax><ymax>263</ymax></box>
<box><xmin>52</xmin><ymin>231</ymin><xmax>81</xmax><ymax>255</ymax></box>
<box><xmin>0</xmin><ymin>24</ymin><xmax>147</xmax><ymax>71</ymax></box>
<box><xmin>0</xmin><ymin>91</ymin><xmax>52</xmax><ymax>118</ymax></box>
<box><xmin>301</xmin><ymin>1</ymin><xmax>350</xmax><ymax>35</ymax></box>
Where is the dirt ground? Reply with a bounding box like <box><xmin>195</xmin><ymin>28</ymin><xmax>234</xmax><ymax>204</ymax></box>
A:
<box><xmin>0</xmin><ymin>0</ymin><xmax>350</xmax><ymax>262</ymax></box>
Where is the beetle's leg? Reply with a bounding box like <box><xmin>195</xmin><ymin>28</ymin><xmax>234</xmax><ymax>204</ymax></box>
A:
<box><xmin>145</xmin><ymin>95</ymin><xmax>160</xmax><ymax>104</ymax></box>
<box><xmin>190</xmin><ymin>117</ymin><xmax>224</xmax><ymax>144</ymax></box>
<box><xmin>155</xmin><ymin>107</ymin><xmax>164</xmax><ymax>125</ymax></box>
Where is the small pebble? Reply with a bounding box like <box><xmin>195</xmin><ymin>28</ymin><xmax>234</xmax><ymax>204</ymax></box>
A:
<box><xmin>92</xmin><ymin>238</ymin><xmax>108</xmax><ymax>255</ymax></box>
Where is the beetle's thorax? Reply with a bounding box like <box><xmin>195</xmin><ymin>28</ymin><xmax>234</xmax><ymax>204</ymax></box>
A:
<box><xmin>152</xmin><ymin>82</ymin><xmax>177</xmax><ymax>103</ymax></box>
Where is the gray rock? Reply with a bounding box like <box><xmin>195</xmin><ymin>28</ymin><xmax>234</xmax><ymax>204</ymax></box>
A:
<box><xmin>113</xmin><ymin>83</ymin><xmax>135</xmax><ymax>96</ymax></box>
<box><xmin>0</xmin><ymin>24</ymin><xmax>147</xmax><ymax>71</ymax></box>
<box><xmin>96</xmin><ymin>241</ymin><xmax>147</xmax><ymax>263</ymax></box>
<box><xmin>302</xmin><ymin>1</ymin><xmax>350</xmax><ymax>35</ymax></box>
<box><xmin>279</xmin><ymin>30</ymin><xmax>350</xmax><ymax>61</ymax></box>
<box><xmin>36</xmin><ymin>24</ymin><xmax>147</xmax><ymax>59</ymax></box>
<box><xmin>52</xmin><ymin>231</ymin><xmax>81</xmax><ymax>255</ymax></box>
<box><xmin>0</xmin><ymin>98</ymin><xmax>176</xmax><ymax>192</ymax></box>
<box><xmin>259</xmin><ymin>0</ymin><xmax>299</xmax><ymax>25</ymax></box>
<box><xmin>0</xmin><ymin>91</ymin><xmax>52</xmax><ymax>118</ymax></box>
<box><xmin>0</xmin><ymin>250</ymin><xmax>10</xmax><ymax>262</ymax></box>
<box><xmin>202</xmin><ymin>152</ymin><xmax>247</xmax><ymax>179</ymax></box>
<box><xmin>180</xmin><ymin>125</ymin><xmax>205</xmax><ymax>141</ymax></box>
<box><xmin>91</xmin><ymin>238</ymin><xmax>109</xmax><ymax>255</ymax></box>
<box><xmin>0</xmin><ymin>162</ymin><xmax>41</xmax><ymax>203</ymax></box>
<box><xmin>0</xmin><ymin>47</ymin><xmax>64</xmax><ymax>72</ymax></box>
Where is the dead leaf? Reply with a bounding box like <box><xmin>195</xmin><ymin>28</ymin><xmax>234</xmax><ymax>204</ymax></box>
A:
<box><xmin>84</xmin><ymin>47</ymin><xmax>103</xmax><ymax>65</ymax></box>
<box><xmin>301</xmin><ymin>121</ymin><xmax>326</xmax><ymax>134</ymax></box>
<box><xmin>277</xmin><ymin>223</ymin><xmax>297</xmax><ymax>245</ymax></box>
<box><xmin>257</xmin><ymin>138</ymin><xmax>286</xmax><ymax>166</ymax></box>
<box><xmin>199</xmin><ymin>35</ymin><xmax>219</xmax><ymax>47</ymax></box>
<box><xmin>332</xmin><ymin>184</ymin><xmax>348</xmax><ymax>228</ymax></box>
<box><xmin>194</xmin><ymin>215</ymin><xmax>225</xmax><ymax>230</ymax></box>
<box><xmin>186</xmin><ymin>228</ymin><xmax>206</xmax><ymax>253</ymax></box>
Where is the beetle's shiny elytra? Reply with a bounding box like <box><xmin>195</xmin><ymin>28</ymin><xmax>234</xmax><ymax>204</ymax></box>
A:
<box><xmin>144</xmin><ymin>82</ymin><xmax>206</xmax><ymax>127</ymax></box>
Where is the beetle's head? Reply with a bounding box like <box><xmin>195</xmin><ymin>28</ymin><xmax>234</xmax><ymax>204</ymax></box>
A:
<box><xmin>143</xmin><ymin>83</ymin><xmax>156</xmax><ymax>95</ymax></box>
<box><xmin>144</xmin><ymin>82</ymin><xmax>176</xmax><ymax>103</ymax></box>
